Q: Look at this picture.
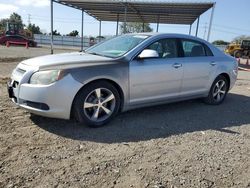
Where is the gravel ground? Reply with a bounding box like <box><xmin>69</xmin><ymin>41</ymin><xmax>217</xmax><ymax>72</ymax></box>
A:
<box><xmin>0</xmin><ymin>59</ymin><xmax>250</xmax><ymax>188</ymax></box>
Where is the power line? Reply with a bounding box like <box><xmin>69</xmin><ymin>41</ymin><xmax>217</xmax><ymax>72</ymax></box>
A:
<box><xmin>213</xmin><ymin>23</ymin><xmax>250</xmax><ymax>33</ymax></box>
<box><xmin>212</xmin><ymin>28</ymin><xmax>247</xmax><ymax>36</ymax></box>
<box><xmin>199</xmin><ymin>22</ymin><xmax>250</xmax><ymax>34</ymax></box>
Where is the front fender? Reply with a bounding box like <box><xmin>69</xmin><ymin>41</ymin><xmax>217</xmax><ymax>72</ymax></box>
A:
<box><xmin>69</xmin><ymin>62</ymin><xmax>129</xmax><ymax>110</ymax></box>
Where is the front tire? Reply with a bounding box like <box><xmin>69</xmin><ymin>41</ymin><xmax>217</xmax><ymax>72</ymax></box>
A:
<box><xmin>204</xmin><ymin>75</ymin><xmax>229</xmax><ymax>105</ymax></box>
<box><xmin>73</xmin><ymin>81</ymin><xmax>120</xmax><ymax>127</ymax></box>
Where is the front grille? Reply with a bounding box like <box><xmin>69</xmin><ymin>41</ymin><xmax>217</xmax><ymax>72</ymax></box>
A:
<box><xmin>13</xmin><ymin>81</ymin><xmax>19</xmax><ymax>88</ymax></box>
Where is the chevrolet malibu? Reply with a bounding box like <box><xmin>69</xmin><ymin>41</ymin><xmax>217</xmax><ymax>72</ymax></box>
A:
<box><xmin>8</xmin><ymin>33</ymin><xmax>238</xmax><ymax>127</ymax></box>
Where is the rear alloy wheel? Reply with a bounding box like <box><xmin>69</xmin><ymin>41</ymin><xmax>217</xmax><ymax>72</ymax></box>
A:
<box><xmin>204</xmin><ymin>75</ymin><xmax>229</xmax><ymax>105</ymax></box>
<box><xmin>73</xmin><ymin>81</ymin><xmax>120</xmax><ymax>127</ymax></box>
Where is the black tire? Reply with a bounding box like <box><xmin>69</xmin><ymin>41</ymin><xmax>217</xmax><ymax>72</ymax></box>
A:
<box><xmin>72</xmin><ymin>81</ymin><xmax>121</xmax><ymax>128</ymax></box>
<box><xmin>28</xmin><ymin>42</ymin><xmax>34</xmax><ymax>47</ymax></box>
<box><xmin>234</xmin><ymin>50</ymin><xmax>242</xmax><ymax>58</ymax></box>
<box><xmin>203</xmin><ymin>75</ymin><xmax>229</xmax><ymax>105</ymax></box>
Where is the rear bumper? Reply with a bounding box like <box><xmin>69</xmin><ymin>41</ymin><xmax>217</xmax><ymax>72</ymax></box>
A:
<box><xmin>229</xmin><ymin>68</ymin><xmax>238</xmax><ymax>90</ymax></box>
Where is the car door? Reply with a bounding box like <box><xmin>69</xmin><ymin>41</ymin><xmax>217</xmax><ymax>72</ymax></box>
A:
<box><xmin>129</xmin><ymin>38</ymin><xmax>184</xmax><ymax>105</ymax></box>
<box><xmin>179</xmin><ymin>39</ymin><xmax>216</xmax><ymax>96</ymax></box>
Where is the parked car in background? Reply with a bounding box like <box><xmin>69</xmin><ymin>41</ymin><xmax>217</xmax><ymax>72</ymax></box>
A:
<box><xmin>7</xmin><ymin>33</ymin><xmax>238</xmax><ymax>127</ymax></box>
<box><xmin>0</xmin><ymin>35</ymin><xmax>37</xmax><ymax>47</ymax></box>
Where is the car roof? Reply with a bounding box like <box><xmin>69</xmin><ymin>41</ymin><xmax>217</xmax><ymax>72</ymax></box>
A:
<box><xmin>126</xmin><ymin>32</ymin><xmax>209</xmax><ymax>43</ymax></box>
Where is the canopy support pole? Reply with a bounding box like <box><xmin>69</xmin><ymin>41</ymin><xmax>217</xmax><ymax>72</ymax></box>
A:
<box><xmin>99</xmin><ymin>20</ymin><xmax>102</xmax><ymax>42</ymax></box>
<box><xmin>195</xmin><ymin>16</ymin><xmax>200</xmax><ymax>37</ymax></box>
<box><xmin>116</xmin><ymin>14</ymin><xmax>119</xmax><ymax>36</ymax></box>
<box><xmin>189</xmin><ymin>24</ymin><xmax>192</xmax><ymax>35</ymax></box>
<box><xmin>156</xmin><ymin>15</ymin><xmax>160</xmax><ymax>32</ymax></box>
<box><xmin>124</xmin><ymin>4</ymin><xmax>127</xmax><ymax>34</ymax></box>
<box><xmin>81</xmin><ymin>10</ymin><xmax>84</xmax><ymax>51</ymax></box>
<box><xmin>50</xmin><ymin>0</ymin><xmax>54</xmax><ymax>54</ymax></box>
<box><xmin>207</xmin><ymin>3</ymin><xmax>215</xmax><ymax>42</ymax></box>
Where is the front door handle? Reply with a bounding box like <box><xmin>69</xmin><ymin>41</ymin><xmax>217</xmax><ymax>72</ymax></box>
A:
<box><xmin>172</xmin><ymin>63</ymin><xmax>182</xmax><ymax>69</ymax></box>
<box><xmin>210</xmin><ymin>61</ymin><xmax>217</xmax><ymax>66</ymax></box>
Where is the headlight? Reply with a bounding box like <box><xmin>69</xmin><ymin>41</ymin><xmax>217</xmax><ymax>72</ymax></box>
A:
<box><xmin>29</xmin><ymin>70</ymin><xmax>66</xmax><ymax>85</ymax></box>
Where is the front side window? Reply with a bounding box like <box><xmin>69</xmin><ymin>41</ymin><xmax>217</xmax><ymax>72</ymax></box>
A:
<box><xmin>182</xmin><ymin>40</ymin><xmax>206</xmax><ymax>57</ymax></box>
<box><xmin>146</xmin><ymin>38</ymin><xmax>178</xmax><ymax>58</ymax></box>
<box><xmin>86</xmin><ymin>34</ymin><xmax>149</xmax><ymax>58</ymax></box>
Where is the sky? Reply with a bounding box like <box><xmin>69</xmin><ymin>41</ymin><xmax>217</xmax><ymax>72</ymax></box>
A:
<box><xmin>0</xmin><ymin>0</ymin><xmax>250</xmax><ymax>42</ymax></box>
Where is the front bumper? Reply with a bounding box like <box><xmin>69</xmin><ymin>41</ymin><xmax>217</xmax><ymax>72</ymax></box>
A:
<box><xmin>8</xmin><ymin>74</ymin><xmax>83</xmax><ymax>120</ymax></box>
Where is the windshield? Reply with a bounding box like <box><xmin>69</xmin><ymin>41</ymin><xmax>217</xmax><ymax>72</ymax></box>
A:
<box><xmin>86</xmin><ymin>34</ymin><xmax>149</xmax><ymax>58</ymax></box>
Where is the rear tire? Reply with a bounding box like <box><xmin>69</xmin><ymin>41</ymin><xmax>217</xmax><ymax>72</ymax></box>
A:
<box><xmin>72</xmin><ymin>81</ymin><xmax>120</xmax><ymax>128</ymax></box>
<box><xmin>203</xmin><ymin>75</ymin><xmax>229</xmax><ymax>105</ymax></box>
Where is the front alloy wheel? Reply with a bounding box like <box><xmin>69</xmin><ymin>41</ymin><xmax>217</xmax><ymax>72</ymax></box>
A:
<box><xmin>73</xmin><ymin>81</ymin><xmax>120</xmax><ymax>127</ymax></box>
<box><xmin>83</xmin><ymin>88</ymin><xmax>116</xmax><ymax>122</ymax></box>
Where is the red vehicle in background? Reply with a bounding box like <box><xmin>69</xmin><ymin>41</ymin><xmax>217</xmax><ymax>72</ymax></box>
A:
<box><xmin>0</xmin><ymin>35</ymin><xmax>37</xmax><ymax>47</ymax></box>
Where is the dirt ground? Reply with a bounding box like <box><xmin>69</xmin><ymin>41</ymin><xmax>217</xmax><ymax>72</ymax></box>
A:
<box><xmin>0</xmin><ymin>52</ymin><xmax>250</xmax><ymax>187</ymax></box>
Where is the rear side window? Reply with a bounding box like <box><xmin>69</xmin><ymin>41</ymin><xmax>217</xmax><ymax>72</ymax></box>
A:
<box><xmin>181</xmin><ymin>39</ymin><xmax>213</xmax><ymax>57</ymax></box>
<box><xmin>204</xmin><ymin>45</ymin><xmax>214</xmax><ymax>56</ymax></box>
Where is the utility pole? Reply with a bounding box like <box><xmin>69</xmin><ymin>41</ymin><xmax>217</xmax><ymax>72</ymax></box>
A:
<box><xmin>203</xmin><ymin>22</ymin><xmax>207</xmax><ymax>40</ymax></box>
<box><xmin>28</xmin><ymin>14</ymin><xmax>31</xmax><ymax>25</ymax></box>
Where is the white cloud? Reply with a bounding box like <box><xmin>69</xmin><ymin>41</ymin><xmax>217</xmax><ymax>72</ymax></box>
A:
<box><xmin>0</xmin><ymin>3</ymin><xmax>19</xmax><ymax>18</ymax></box>
<box><xmin>16</xmin><ymin>0</ymin><xmax>49</xmax><ymax>7</ymax></box>
<box><xmin>0</xmin><ymin>3</ymin><xmax>19</xmax><ymax>12</ymax></box>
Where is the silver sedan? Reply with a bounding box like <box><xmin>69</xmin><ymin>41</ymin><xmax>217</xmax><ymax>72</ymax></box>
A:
<box><xmin>8</xmin><ymin>33</ymin><xmax>238</xmax><ymax>127</ymax></box>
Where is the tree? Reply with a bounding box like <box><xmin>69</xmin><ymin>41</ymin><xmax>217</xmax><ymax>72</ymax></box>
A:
<box><xmin>120</xmin><ymin>22</ymin><xmax>153</xmax><ymax>34</ymax></box>
<box><xmin>0</xmin><ymin>18</ymin><xmax>8</xmax><ymax>31</ymax></box>
<box><xmin>67</xmin><ymin>30</ymin><xmax>79</xmax><ymax>37</ymax></box>
<box><xmin>9</xmin><ymin>13</ymin><xmax>23</xmax><ymax>28</ymax></box>
<box><xmin>51</xmin><ymin>30</ymin><xmax>61</xmax><ymax>36</ymax></box>
<box><xmin>27</xmin><ymin>23</ymin><xmax>42</xmax><ymax>34</ymax></box>
<box><xmin>212</xmin><ymin>40</ymin><xmax>229</xmax><ymax>45</ymax></box>
<box><xmin>0</xmin><ymin>12</ymin><xmax>24</xmax><ymax>32</ymax></box>
<box><xmin>232</xmin><ymin>35</ymin><xmax>250</xmax><ymax>43</ymax></box>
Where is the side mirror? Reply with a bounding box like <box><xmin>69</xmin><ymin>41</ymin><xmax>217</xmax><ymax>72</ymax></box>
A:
<box><xmin>138</xmin><ymin>49</ymin><xmax>159</xmax><ymax>59</ymax></box>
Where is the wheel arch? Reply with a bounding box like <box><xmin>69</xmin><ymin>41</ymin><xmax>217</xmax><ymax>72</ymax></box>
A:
<box><xmin>218</xmin><ymin>72</ymin><xmax>231</xmax><ymax>91</ymax></box>
<box><xmin>70</xmin><ymin>78</ymin><xmax>125</xmax><ymax>119</ymax></box>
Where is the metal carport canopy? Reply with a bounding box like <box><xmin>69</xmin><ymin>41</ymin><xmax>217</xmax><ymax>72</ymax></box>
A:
<box><xmin>56</xmin><ymin>0</ymin><xmax>214</xmax><ymax>25</ymax></box>
<box><xmin>50</xmin><ymin>0</ymin><xmax>215</xmax><ymax>54</ymax></box>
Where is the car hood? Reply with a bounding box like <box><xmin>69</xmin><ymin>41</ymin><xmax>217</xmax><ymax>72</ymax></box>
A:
<box><xmin>21</xmin><ymin>52</ymin><xmax>115</xmax><ymax>70</ymax></box>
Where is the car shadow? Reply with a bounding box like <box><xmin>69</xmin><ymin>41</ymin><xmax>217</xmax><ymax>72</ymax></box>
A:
<box><xmin>32</xmin><ymin>93</ymin><xmax>250</xmax><ymax>143</ymax></box>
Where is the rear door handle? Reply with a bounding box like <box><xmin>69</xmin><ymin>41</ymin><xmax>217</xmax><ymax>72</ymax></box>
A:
<box><xmin>210</xmin><ymin>61</ymin><xmax>217</xmax><ymax>66</ymax></box>
<box><xmin>172</xmin><ymin>63</ymin><xmax>182</xmax><ymax>69</ymax></box>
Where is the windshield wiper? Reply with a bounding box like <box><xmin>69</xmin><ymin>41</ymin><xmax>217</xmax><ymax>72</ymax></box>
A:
<box><xmin>87</xmin><ymin>52</ymin><xmax>111</xmax><ymax>58</ymax></box>
<box><xmin>88</xmin><ymin>52</ymin><xmax>99</xmax><ymax>56</ymax></box>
